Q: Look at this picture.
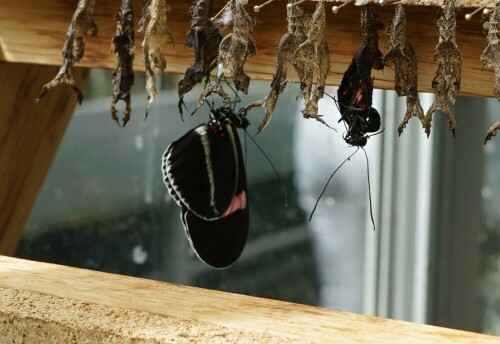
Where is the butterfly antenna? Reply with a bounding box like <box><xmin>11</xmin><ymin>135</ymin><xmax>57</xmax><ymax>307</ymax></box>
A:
<box><xmin>324</xmin><ymin>91</ymin><xmax>360</xmax><ymax>130</ymax></box>
<box><xmin>245</xmin><ymin>131</ymin><xmax>288</xmax><ymax>207</ymax></box>
<box><xmin>324</xmin><ymin>92</ymin><xmax>347</xmax><ymax>133</ymax></box>
<box><xmin>309</xmin><ymin>147</ymin><xmax>359</xmax><ymax>221</ymax></box>
<box><xmin>244</xmin><ymin>129</ymin><xmax>248</xmax><ymax>172</ymax></box>
<box><xmin>362</xmin><ymin>147</ymin><xmax>376</xmax><ymax>231</ymax></box>
<box><xmin>324</xmin><ymin>92</ymin><xmax>347</xmax><ymax>132</ymax></box>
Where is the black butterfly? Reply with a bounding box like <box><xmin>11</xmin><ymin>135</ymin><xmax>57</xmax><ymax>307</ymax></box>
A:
<box><xmin>312</xmin><ymin>5</ymin><xmax>384</xmax><ymax>227</ymax></box>
<box><xmin>162</xmin><ymin>107</ymin><xmax>249</xmax><ymax>268</ymax></box>
<box><xmin>337</xmin><ymin>4</ymin><xmax>383</xmax><ymax>147</ymax></box>
<box><xmin>334</xmin><ymin>62</ymin><xmax>380</xmax><ymax>228</ymax></box>
<box><xmin>337</xmin><ymin>76</ymin><xmax>381</xmax><ymax>147</ymax></box>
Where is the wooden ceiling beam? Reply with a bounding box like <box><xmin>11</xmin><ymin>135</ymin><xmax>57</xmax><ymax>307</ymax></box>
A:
<box><xmin>0</xmin><ymin>0</ymin><xmax>494</xmax><ymax>97</ymax></box>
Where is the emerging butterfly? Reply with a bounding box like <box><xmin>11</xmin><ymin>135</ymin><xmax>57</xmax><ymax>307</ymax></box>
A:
<box><xmin>162</xmin><ymin>106</ymin><xmax>249</xmax><ymax>268</ymax></box>
<box><xmin>337</xmin><ymin>4</ymin><xmax>383</xmax><ymax>147</ymax></box>
<box><xmin>310</xmin><ymin>6</ymin><xmax>382</xmax><ymax>231</ymax></box>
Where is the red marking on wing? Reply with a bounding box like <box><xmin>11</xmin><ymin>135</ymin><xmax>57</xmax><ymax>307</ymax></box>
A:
<box><xmin>342</xmin><ymin>86</ymin><xmax>352</xmax><ymax>97</ymax></box>
<box><xmin>208</xmin><ymin>124</ymin><xmax>226</xmax><ymax>138</ymax></box>
<box><xmin>341</xmin><ymin>84</ymin><xmax>368</xmax><ymax>109</ymax></box>
<box><xmin>355</xmin><ymin>81</ymin><xmax>371</xmax><ymax>110</ymax></box>
<box><xmin>222</xmin><ymin>191</ymin><xmax>247</xmax><ymax>218</ymax></box>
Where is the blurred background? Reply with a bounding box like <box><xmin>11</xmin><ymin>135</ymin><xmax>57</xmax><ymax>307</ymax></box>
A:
<box><xmin>15</xmin><ymin>69</ymin><xmax>500</xmax><ymax>335</ymax></box>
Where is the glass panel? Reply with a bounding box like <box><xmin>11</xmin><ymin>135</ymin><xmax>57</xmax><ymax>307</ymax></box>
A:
<box><xmin>480</xmin><ymin>100</ymin><xmax>500</xmax><ymax>335</ymax></box>
<box><xmin>14</xmin><ymin>69</ymin><xmax>434</xmax><ymax>321</ymax></box>
<box><xmin>16</xmin><ymin>70</ymin><xmax>324</xmax><ymax>305</ymax></box>
<box><xmin>425</xmin><ymin>96</ymin><xmax>500</xmax><ymax>334</ymax></box>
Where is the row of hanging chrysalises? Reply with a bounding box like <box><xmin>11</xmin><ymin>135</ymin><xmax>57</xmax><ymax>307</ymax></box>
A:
<box><xmin>37</xmin><ymin>0</ymin><xmax>500</xmax><ymax>144</ymax></box>
<box><xmin>35</xmin><ymin>0</ymin><xmax>500</xmax><ymax>269</ymax></box>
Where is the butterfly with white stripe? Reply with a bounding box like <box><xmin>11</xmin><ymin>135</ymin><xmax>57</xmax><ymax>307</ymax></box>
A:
<box><xmin>162</xmin><ymin>107</ymin><xmax>249</xmax><ymax>268</ymax></box>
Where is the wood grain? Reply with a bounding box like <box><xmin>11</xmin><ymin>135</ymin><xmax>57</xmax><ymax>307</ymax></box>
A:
<box><xmin>0</xmin><ymin>63</ymin><xmax>88</xmax><ymax>255</ymax></box>
<box><xmin>0</xmin><ymin>256</ymin><xmax>499</xmax><ymax>343</ymax></box>
<box><xmin>0</xmin><ymin>0</ymin><xmax>495</xmax><ymax>98</ymax></box>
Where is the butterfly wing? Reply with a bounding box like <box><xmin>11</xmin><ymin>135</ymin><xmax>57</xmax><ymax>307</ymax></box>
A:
<box><xmin>181</xmin><ymin>199</ymin><xmax>249</xmax><ymax>268</ymax></box>
<box><xmin>337</xmin><ymin>58</ymin><xmax>358</xmax><ymax>115</ymax></box>
<box><xmin>181</xmin><ymin>126</ymin><xmax>249</xmax><ymax>268</ymax></box>
<box><xmin>366</xmin><ymin>107</ymin><xmax>381</xmax><ymax>132</ymax></box>
<box><xmin>162</xmin><ymin>122</ymin><xmax>239</xmax><ymax>220</ymax></box>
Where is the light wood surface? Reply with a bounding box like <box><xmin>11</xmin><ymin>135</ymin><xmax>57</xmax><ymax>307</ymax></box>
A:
<box><xmin>0</xmin><ymin>63</ymin><xmax>87</xmax><ymax>256</ymax></box>
<box><xmin>0</xmin><ymin>0</ymin><xmax>496</xmax><ymax>98</ymax></box>
<box><xmin>0</xmin><ymin>256</ymin><xmax>499</xmax><ymax>343</ymax></box>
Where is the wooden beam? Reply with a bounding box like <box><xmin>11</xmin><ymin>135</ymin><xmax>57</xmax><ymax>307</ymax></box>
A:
<box><xmin>0</xmin><ymin>256</ymin><xmax>499</xmax><ymax>343</ymax></box>
<box><xmin>0</xmin><ymin>0</ymin><xmax>495</xmax><ymax>98</ymax></box>
<box><xmin>0</xmin><ymin>63</ymin><xmax>88</xmax><ymax>255</ymax></box>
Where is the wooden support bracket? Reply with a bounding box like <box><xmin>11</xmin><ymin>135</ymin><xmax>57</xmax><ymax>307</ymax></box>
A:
<box><xmin>0</xmin><ymin>63</ymin><xmax>88</xmax><ymax>256</ymax></box>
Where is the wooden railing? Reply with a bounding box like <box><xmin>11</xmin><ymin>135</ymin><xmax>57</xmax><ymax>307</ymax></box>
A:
<box><xmin>1</xmin><ymin>256</ymin><xmax>499</xmax><ymax>343</ymax></box>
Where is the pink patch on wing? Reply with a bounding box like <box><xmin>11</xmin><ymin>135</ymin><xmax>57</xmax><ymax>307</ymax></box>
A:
<box><xmin>222</xmin><ymin>191</ymin><xmax>247</xmax><ymax>218</ymax></box>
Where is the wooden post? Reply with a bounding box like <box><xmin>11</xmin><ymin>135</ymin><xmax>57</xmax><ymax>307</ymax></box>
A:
<box><xmin>0</xmin><ymin>63</ymin><xmax>88</xmax><ymax>255</ymax></box>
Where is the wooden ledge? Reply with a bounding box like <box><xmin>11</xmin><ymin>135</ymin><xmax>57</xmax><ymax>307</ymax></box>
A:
<box><xmin>1</xmin><ymin>287</ymin><xmax>278</xmax><ymax>343</ymax></box>
<box><xmin>0</xmin><ymin>256</ymin><xmax>499</xmax><ymax>343</ymax></box>
<box><xmin>0</xmin><ymin>0</ymin><xmax>496</xmax><ymax>98</ymax></box>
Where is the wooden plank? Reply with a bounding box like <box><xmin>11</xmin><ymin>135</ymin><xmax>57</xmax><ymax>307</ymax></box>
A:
<box><xmin>0</xmin><ymin>256</ymin><xmax>499</xmax><ymax>343</ymax></box>
<box><xmin>0</xmin><ymin>63</ymin><xmax>88</xmax><ymax>256</ymax></box>
<box><xmin>0</xmin><ymin>0</ymin><xmax>495</xmax><ymax>98</ymax></box>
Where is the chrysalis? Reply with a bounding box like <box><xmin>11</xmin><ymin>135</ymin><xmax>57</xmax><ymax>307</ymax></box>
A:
<box><xmin>383</xmin><ymin>4</ymin><xmax>426</xmax><ymax>136</ymax></box>
<box><xmin>425</xmin><ymin>0</ymin><xmax>461</xmax><ymax>136</ymax></box>
<box><xmin>37</xmin><ymin>0</ymin><xmax>97</xmax><ymax>104</ymax></box>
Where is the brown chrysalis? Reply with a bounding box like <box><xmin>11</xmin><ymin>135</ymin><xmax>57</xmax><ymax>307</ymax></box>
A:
<box><xmin>294</xmin><ymin>0</ymin><xmax>330</xmax><ymax>125</ymax></box>
<box><xmin>110</xmin><ymin>0</ymin><xmax>135</xmax><ymax>127</ymax></box>
<box><xmin>244</xmin><ymin>0</ymin><xmax>310</xmax><ymax>132</ymax></box>
<box><xmin>481</xmin><ymin>4</ymin><xmax>500</xmax><ymax>143</ymax></box>
<box><xmin>215</xmin><ymin>0</ymin><xmax>256</xmax><ymax>94</ymax></box>
<box><xmin>37</xmin><ymin>0</ymin><xmax>97</xmax><ymax>104</ymax></box>
<box><xmin>140</xmin><ymin>0</ymin><xmax>174</xmax><ymax>117</ymax></box>
<box><xmin>425</xmin><ymin>0</ymin><xmax>462</xmax><ymax>136</ymax></box>
<box><xmin>178</xmin><ymin>0</ymin><xmax>222</xmax><ymax>113</ymax></box>
<box><xmin>384</xmin><ymin>4</ymin><xmax>426</xmax><ymax>136</ymax></box>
